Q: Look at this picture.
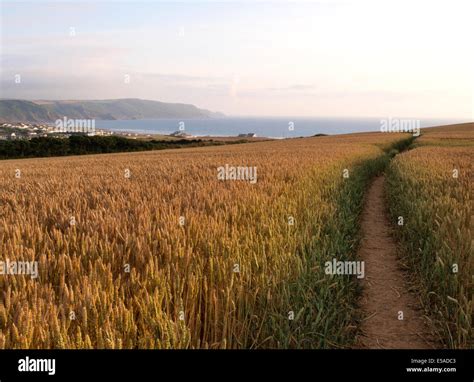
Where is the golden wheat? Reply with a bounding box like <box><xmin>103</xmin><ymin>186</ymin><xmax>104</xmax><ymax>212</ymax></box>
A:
<box><xmin>387</xmin><ymin>126</ymin><xmax>473</xmax><ymax>348</ymax></box>
<box><xmin>1</xmin><ymin>133</ymin><xmax>409</xmax><ymax>348</ymax></box>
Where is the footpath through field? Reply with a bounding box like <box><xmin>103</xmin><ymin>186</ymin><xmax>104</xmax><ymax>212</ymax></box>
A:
<box><xmin>356</xmin><ymin>175</ymin><xmax>436</xmax><ymax>349</ymax></box>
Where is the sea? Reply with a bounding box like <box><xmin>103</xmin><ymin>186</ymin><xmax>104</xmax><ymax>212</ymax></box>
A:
<box><xmin>94</xmin><ymin>117</ymin><xmax>464</xmax><ymax>139</ymax></box>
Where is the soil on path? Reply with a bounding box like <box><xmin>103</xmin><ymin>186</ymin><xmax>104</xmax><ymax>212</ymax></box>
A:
<box><xmin>356</xmin><ymin>176</ymin><xmax>436</xmax><ymax>349</ymax></box>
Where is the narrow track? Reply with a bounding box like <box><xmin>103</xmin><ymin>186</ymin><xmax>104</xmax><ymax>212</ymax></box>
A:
<box><xmin>356</xmin><ymin>176</ymin><xmax>435</xmax><ymax>349</ymax></box>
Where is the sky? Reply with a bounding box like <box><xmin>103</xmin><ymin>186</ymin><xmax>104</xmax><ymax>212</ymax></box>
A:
<box><xmin>0</xmin><ymin>0</ymin><xmax>473</xmax><ymax>119</ymax></box>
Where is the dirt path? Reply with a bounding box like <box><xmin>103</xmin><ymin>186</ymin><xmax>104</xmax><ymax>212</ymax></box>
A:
<box><xmin>356</xmin><ymin>176</ymin><xmax>435</xmax><ymax>349</ymax></box>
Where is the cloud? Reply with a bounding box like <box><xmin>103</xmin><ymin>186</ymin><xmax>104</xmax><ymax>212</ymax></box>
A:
<box><xmin>267</xmin><ymin>84</ymin><xmax>317</xmax><ymax>92</ymax></box>
<box><xmin>136</xmin><ymin>72</ymin><xmax>226</xmax><ymax>85</ymax></box>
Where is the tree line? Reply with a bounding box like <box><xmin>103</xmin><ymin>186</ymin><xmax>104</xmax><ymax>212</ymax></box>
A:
<box><xmin>0</xmin><ymin>135</ymin><xmax>228</xmax><ymax>159</ymax></box>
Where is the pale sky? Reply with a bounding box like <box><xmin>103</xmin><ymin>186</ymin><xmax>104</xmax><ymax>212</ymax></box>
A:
<box><xmin>1</xmin><ymin>0</ymin><xmax>473</xmax><ymax>119</ymax></box>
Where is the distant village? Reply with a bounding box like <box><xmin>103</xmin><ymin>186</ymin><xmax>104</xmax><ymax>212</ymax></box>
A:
<box><xmin>0</xmin><ymin>122</ymin><xmax>258</xmax><ymax>141</ymax></box>
<box><xmin>0</xmin><ymin>122</ymin><xmax>113</xmax><ymax>141</ymax></box>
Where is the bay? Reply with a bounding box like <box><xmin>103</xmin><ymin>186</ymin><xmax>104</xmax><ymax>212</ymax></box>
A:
<box><xmin>95</xmin><ymin>117</ymin><xmax>461</xmax><ymax>138</ymax></box>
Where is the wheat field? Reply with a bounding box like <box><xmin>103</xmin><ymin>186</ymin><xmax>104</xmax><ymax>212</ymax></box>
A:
<box><xmin>0</xmin><ymin>133</ymin><xmax>408</xmax><ymax>349</ymax></box>
<box><xmin>386</xmin><ymin>124</ymin><xmax>473</xmax><ymax>348</ymax></box>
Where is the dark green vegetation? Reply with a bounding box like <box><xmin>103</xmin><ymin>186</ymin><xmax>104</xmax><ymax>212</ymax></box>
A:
<box><xmin>0</xmin><ymin>135</ymin><xmax>228</xmax><ymax>159</ymax></box>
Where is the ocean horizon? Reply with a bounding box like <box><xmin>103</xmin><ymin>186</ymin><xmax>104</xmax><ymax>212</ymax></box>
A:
<box><xmin>95</xmin><ymin>117</ymin><xmax>465</xmax><ymax>138</ymax></box>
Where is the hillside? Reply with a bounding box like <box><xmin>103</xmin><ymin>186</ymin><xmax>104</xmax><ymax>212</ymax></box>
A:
<box><xmin>0</xmin><ymin>100</ymin><xmax>60</xmax><ymax>123</ymax></box>
<box><xmin>0</xmin><ymin>98</ymin><xmax>223</xmax><ymax>123</ymax></box>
